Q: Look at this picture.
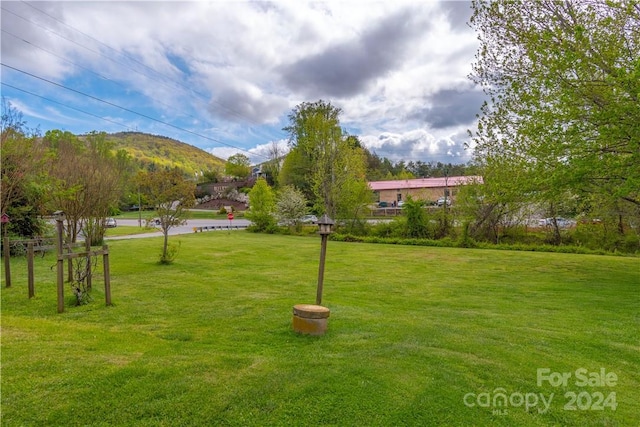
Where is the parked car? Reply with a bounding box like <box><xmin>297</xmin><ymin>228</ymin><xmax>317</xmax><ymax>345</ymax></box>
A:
<box><xmin>378</xmin><ymin>201</ymin><xmax>388</xmax><ymax>208</ymax></box>
<box><xmin>301</xmin><ymin>215</ymin><xmax>318</xmax><ymax>224</ymax></box>
<box><xmin>105</xmin><ymin>218</ymin><xmax>117</xmax><ymax>228</ymax></box>
<box><xmin>436</xmin><ymin>197</ymin><xmax>451</xmax><ymax>207</ymax></box>
<box><xmin>397</xmin><ymin>201</ymin><xmax>405</xmax><ymax>207</ymax></box>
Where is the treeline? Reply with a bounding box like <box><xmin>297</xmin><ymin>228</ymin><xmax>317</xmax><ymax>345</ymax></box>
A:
<box><xmin>363</xmin><ymin>156</ymin><xmax>477</xmax><ymax>181</ymax></box>
<box><xmin>0</xmin><ymin>101</ymin><xmax>197</xmax><ymax>247</ymax></box>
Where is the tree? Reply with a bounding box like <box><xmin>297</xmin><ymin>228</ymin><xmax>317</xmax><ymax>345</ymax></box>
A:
<box><xmin>275</xmin><ymin>185</ymin><xmax>308</xmax><ymax>231</ymax></box>
<box><xmin>0</xmin><ymin>99</ymin><xmax>47</xmax><ymax>238</ymax></box>
<box><xmin>45</xmin><ymin>130</ymin><xmax>130</xmax><ymax>245</ymax></box>
<box><xmin>469</xmin><ymin>1</ymin><xmax>640</xmax><ymax>222</ymax></box>
<box><xmin>403</xmin><ymin>196</ymin><xmax>429</xmax><ymax>239</ymax></box>
<box><xmin>225</xmin><ymin>153</ymin><xmax>251</xmax><ymax>180</ymax></box>
<box><xmin>246</xmin><ymin>178</ymin><xmax>276</xmax><ymax>232</ymax></box>
<box><xmin>279</xmin><ymin>146</ymin><xmax>313</xmax><ymax>200</ymax></box>
<box><xmin>283</xmin><ymin>100</ymin><xmax>370</xmax><ymax>219</ymax></box>
<box><xmin>45</xmin><ymin>130</ymin><xmax>88</xmax><ymax>244</ymax></box>
<box><xmin>137</xmin><ymin>168</ymin><xmax>195</xmax><ymax>263</ymax></box>
<box><xmin>333</xmin><ymin>145</ymin><xmax>373</xmax><ymax>234</ymax></box>
<box><xmin>262</xmin><ymin>141</ymin><xmax>285</xmax><ymax>187</ymax></box>
<box><xmin>80</xmin><ymin>132</ymin><xmax>132</xmax><ymax>245</ymax></box>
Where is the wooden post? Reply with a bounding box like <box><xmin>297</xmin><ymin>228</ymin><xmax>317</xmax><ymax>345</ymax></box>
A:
<box><xmin>27</xmin><ymin>242</ymin><xmax>35</xmax><ymax>298</ymax></box>
<box><xmin>85</xmin><ymin>238</ymin><xmax>92</xmax><ymax>291</ymax></box>
<box><xmin>3</xmin><ymin>231</ymin><xmax>10</xmax><ymax>288</ymax></box>
<box><xmin>103</xmin><ymin>245</ymin><xmax>111</xmax><ymax>306</ymax></box>
<box><xmin>56</xmin><ymin>219</ymin><xmax>65</xmax><ymax>313</ymax></box>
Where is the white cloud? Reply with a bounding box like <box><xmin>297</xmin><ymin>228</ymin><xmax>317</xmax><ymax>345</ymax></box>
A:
<box><xmin>2</xmin><ymin>0</ymin><xmax>481</xmax><ymax>165</ymax></box>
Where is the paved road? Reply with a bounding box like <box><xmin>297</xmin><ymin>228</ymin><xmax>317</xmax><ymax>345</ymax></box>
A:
<box><xmin>107</xmin><ymin>218</ymin><xmax>251</xmax><ymax>240</ymax></box>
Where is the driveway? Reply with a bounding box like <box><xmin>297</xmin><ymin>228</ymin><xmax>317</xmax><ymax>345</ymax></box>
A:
<box><xmin>107</xmin><ymin>218</ymin><xmax>251</xmax><ymax>240</ymax></box>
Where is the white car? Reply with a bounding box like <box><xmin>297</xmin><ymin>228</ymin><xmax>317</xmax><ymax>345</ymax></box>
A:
<box><xmin>301</xmin><ymin>215</ymin><xmax>318</xmax><ymax>224</ymax></box>
<box><xmin>105</xmin><ymin>218</ymin><xmax>117</xmax><ymax>228</ymax></box>
<box><xmin>436</xmin><ymin>197</ymin><xmax>451</xmax><ymax>206</ymax></box>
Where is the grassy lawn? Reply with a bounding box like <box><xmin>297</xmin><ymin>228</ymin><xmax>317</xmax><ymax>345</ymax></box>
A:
<box><xmin>1</xmin><ymin>232</ymin><xmax>638</xmax><ymax>426</ymax></box>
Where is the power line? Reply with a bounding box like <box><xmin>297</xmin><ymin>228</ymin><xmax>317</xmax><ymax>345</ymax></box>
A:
<box><xmin>1</xmin><ymin>82</ymin><xmax>136</xmax><ymax>131</ymax></box>
<box><xmin>1</xmin><ymin>63</ymin><xmax>267</xmax><ymax>159</ymax></box>
<box><xmin>3</xmin><ymin>2</ymin><xmax>284</xmax><ymax>156</ymax></box>
<box><xmin>1</xmin><ymin>28</ymin><xmax>217</xmax><ymax>136</ymax></box>
<box><xmin>11</xmin><ymin>1</ymin><xmax>287</xmax><ymax>138</ymax></box>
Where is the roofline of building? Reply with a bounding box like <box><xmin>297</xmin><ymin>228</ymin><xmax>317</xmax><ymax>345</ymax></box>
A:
<box><xmin>368</xmin><ymin>175</ymin><xmax>483</xmax><ymax>191</ymax></box>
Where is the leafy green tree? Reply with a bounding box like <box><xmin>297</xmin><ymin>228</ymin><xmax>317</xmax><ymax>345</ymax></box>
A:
<box><xmin>262</xmin><ymin>141</ymin><xmax>285</xmax><ymax>188</ymax></box>
<box><xmin>283</xmin><ymin>100</ymin><xmax>370</xmax><ymax>219</ymax></box>
<box><xmin>333</xmin><ymin>146</ymin><xmax>373</xmax><ymax>234</ymax></box>
<box><xmin>201</xmin><ymin>169</ymin><xmax>222</xmax><ymax>184</ymax></box>
<box><xmin>0</xmin><ymin>99</ymin><xmax>47</xmax><ymax>238</ymax></box>
<box><xmin>469</xmin><ymin>1</ymin><xmax>640</xmax><ymax>224</ymax></box>
<box><xmin>137</xmin><ymin>168</ymin><xmax>195</xmax><ymax>263</ymax></box>
<box><xmin>279</xmin><ymin>146</ymin><xmax>313</xmax><ymax>199</ymax></box>
<box><xmin>225</xmin><ymin>153</ymin><xmax>251</xmax><ymax>180</ymax></box>
<box><xmin>403</xmin><ymin>196</ymin><xmax>429</xmax><ymax>239</ymax></box>
<box><xmin>246</xmin><ymin>178</ymin><xmax>276</xmax><ymax>232</ymax></box>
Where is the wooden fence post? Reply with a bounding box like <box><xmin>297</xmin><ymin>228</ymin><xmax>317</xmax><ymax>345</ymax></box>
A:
<box><xmin>56</xmin><ymin>218</ymin><xmax>65</xmax><ymax>313</ymax></box>
<box><xmin>3</xmin><ymin>231</ymin><xmax>10</xmax><ymax>288</ymax></box>
<box><xmin>103</xmin><ymin>245</ymin><xmax>111</xmax><ymax>306</ymax></box>
<box><xmin>85</xmin><ymin>239</ymin><xmax>92</xmax><ymax>291</ymax></box>
<box><xmin>27</xmin><ymin>242</ymin><xmax>35</xmax><ymax>298</ymax></box>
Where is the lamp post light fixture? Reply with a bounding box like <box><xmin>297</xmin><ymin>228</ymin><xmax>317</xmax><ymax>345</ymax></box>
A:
<box><xmin>315</xmin><ymin>214</ymin><xmax>334</xmax><ymax>305</ymax></box>
<box><xmin>292</xmin><ymin>214</ymin><xmax>334</xmax><ymax>336</ymax></box>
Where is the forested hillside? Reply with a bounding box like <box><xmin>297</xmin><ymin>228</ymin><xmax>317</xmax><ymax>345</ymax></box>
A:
<box><xmin>105</xmin><ymin>132</ymin><xmax>225</xmax><ymax>176</ymax></box>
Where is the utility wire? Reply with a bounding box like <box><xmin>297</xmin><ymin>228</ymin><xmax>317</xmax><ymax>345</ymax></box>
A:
<box><xmin>1</xmin><ymin>63</ymin><xmax>267</xmax><ymax>159</ymax></box>
<box><xmin>1</xmin><ymin>82</ymin><xmax>136</xmax><ymax>131</ymax></box>
<box><xmin>2</xmin><ymin>28</ymin><xmax>215</xmax><ymax>136</ymax></box>
<box><xmin>3</xmin><ymin>2</ymin><xmax>284</xmax><ymax>156</ymax></box>
<box><xmin>13</xmin><ymin>1</ymin><xmax>287</xmax><ymax>137</ymax></box>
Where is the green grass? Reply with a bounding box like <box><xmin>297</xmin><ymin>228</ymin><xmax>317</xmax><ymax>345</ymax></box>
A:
<box><xmin>1</xmin><ymin>232</ymin><xmax>638</xmax><ymax>426</ymax></box>
<box><xmin>105</xmin><ymin>226</ymin><xmax>159</xmax><ymax>238</ymax></box>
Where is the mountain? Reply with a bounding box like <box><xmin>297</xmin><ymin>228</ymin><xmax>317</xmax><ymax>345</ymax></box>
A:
<box><xmin>105</xmin><ymin>132</ymin><xmax>225</xmax><ymax>175</ymax></box>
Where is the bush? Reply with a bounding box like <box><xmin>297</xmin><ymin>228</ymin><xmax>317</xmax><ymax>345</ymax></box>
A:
<box><xmin>370</xmin><ymin>218</ymin><xmax>405</xmax><ymax>238</ymax></box>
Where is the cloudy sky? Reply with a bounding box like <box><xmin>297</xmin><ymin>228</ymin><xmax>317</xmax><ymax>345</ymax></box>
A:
<box><xmin>1</xmin><ymin>0</ymin><xmax>483</xmax><ymax>165</ymax></box>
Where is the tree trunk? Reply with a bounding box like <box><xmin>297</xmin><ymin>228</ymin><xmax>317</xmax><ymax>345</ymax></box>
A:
<box><xmin>162</xmin><ymin>230</ymin><xmax>169</xmax><ymax>261</ymax></box>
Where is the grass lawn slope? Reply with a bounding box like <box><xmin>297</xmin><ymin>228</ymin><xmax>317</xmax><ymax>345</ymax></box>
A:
<box><xmin>1</xmin><ymin>232</ymin><xmax>638</xmax><ymax>426</ymax></box>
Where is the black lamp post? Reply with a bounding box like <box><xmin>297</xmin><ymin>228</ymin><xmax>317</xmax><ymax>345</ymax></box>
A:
<box><xmin>316</xmin><ymin>214</ymin><xmax>334</xmax><ymax>305</ymax></box>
